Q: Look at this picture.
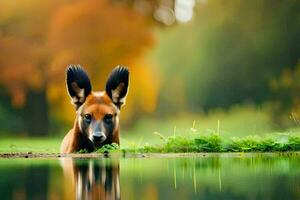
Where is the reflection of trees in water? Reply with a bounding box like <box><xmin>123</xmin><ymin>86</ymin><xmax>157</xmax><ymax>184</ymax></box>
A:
<box><xmin>0</xmin><ymin>156</ymin><xmax>299</xmax><ymax>200</ymax></box>
<box><xmin>175</xmin><ymin>157</ymin><xmax>221</xmax><ymax>172</ymax></box>
<box><xmin>61</xmin><ymin>158</ymin><xmax>120</xmax><ymax>200</ymax></box>
<box><xmin>58</xmin><ymin>156</ymin><xmax>300</xmax><ymax>200</ymax></box>
<box><xmin>174</xmin><ymin>155</ymin><xmax>300</xmax><ymax>172</ymax></box>
<box><xmin>0</xmin><ymin>166</ymin><xmax>49</xmax><ymax>200</ymax></box>
<box><xmin>167</xmin><ymin>156</ymin><xmax>300</xmax><ymax>200</ymax></box>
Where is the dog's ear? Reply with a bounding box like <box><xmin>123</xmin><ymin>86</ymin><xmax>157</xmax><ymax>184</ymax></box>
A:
<box><xmin>105</xmin><ymin>66</ymin><xmax>129</xmax><ymax>109</ymax></box>
<box><xmin>66</xmin><ymin>64</ymin><xmax>92</xmax><ymax>109</ymax></box>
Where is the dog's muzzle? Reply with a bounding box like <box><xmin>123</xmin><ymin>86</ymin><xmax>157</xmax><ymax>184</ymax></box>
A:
<box><xmin>91</xmin><ymin>132</ymin><xmax>106</xmax><ymax>143</ymax></box>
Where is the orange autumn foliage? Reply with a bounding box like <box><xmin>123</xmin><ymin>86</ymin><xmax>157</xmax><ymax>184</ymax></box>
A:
<box><xmin>0</xmin><ymin>0</ymin><xmax>159</xmax><ymax>124</ymax></box>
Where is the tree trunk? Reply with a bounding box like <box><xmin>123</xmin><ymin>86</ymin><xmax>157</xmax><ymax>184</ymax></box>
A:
<box><xmin>24</xmin><ymin>89</ymin><xmax>49</xmax><ymax>136</ymax></box>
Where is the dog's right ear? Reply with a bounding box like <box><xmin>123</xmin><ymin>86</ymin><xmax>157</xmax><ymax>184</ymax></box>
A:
<box><xmin>66</xmin><ymin>64</ymin><xmax>92</xmax><ymax>109</ymax></box>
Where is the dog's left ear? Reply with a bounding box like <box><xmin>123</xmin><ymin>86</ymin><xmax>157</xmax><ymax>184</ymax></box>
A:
<box><xmin>105</xmin><ymin>66</ymin><xmax>129</xmax><ymax>108</ymax></box>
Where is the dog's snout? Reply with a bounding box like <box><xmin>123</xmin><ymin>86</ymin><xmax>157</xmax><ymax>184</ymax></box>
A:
<box><xmin>92</xmin><ymin>132</ymin><xmax>106</xmax><ymax>142</ymax></box>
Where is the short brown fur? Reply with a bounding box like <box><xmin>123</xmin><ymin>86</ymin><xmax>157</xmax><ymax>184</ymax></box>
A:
<box><xmin>61</xmin><ymin>65</ymin><xmax>129</xmax><ymax>153</ymax></box>
<box><xmin>60</xmin><ymin>92</ymin><xmax>120</xmax><ymax>153</ymax></box>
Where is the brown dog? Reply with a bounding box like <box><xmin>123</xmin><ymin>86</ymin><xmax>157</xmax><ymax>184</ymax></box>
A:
<box><xmin>60</xmin><ymin>65</ymin><xmax>129</xmax><ymax>153</ymax></box>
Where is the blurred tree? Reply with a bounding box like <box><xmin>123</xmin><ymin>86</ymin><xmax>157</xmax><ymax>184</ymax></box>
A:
<box><xmin>269</xmin><ymin>61</ymin><xmax>300</xmax><ymax>128</ymax></box>
<box><xmin>152</xmin><ymin>0</ymin><xmax>300</xmax><ymax>116</ymax></box>
<box><xmin>0</xmin><ymin>0</ymin><xmax>59</xmax><ymax>135</ymax></box>
<box><xmin>0</xmin><ymin>0</ymin><xmax>158</xmax><ymax>135</ymax></box>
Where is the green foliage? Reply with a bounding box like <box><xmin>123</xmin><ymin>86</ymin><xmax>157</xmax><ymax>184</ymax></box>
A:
<box><xmin>95</xmin><ymin>143</ymin><xmax>120</xmax><ymax>154</ymax></box>
<box><xmin>126</xmin><ymin>133</ymin><xmax>300</xmax><ymax>153</ymax></box>
<box><xmin>152</xmin><ymin>0</ymin><xmax>300</xmax><ymax>113</ymax></box>
<box><xmin>78</xmin><ymin>143</ymin><xmax>120</xmax><ymax>154</ymax></box>
<box><xmin>287</xmin><ymin>135</ymin><xmax>300</xmax><ymax>151</ymax></box>
<box><xmin>226</xmin><ymin>136</ymin><xmax>280</xmax><ymax>152</ymax></box>
<box><xmin>163</xmin><ymin>135</ymin><xmax>196</xmax><ymax>152</ymax></box>
<box><xmin>194</xmin><ymin>134</ymin><xmax>222</xmax><ymax>152</ymax></box>
<box><xmin>77</xmin><ymin>149</ymin><xmax>89</xmax><ymax>154</ymax></box>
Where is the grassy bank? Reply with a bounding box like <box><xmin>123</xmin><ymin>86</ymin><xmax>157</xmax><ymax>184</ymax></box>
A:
<box><xmin>1</xmin><ymin>133</ymin><xmax>300</xmax><ymax>154</ymax></box>
<box><xmin>0</xmin><ymin>138</ymin><xmax>60</xmax><ymax>153</ymax></box>
<box><xmin>123</xmin><ymin>133</ymin><xmax>300</xmax><ymax>153</ymax></box>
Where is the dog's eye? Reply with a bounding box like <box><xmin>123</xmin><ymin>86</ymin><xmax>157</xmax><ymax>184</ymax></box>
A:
<box><xmin>104</xmin><ymin>114</ymin><xmax>113</xmax><ymax>123</ymax></box>
<box><xmin>84</xmin><ymin>114</ymin><xmax>92</xmax><ymax>123</ymax></box>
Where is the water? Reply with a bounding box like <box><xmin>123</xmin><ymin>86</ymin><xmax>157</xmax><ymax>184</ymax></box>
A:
<box><xmin>0</xmin><ymin>154</ymin><xmax>299</xmax><ymax>200</ymax></box>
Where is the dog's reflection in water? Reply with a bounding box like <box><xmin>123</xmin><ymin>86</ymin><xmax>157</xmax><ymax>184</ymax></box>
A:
<box><xmin>61</xmin><ymin>158</ymin><xmax>120</xmax><ymax>200</ymax></box>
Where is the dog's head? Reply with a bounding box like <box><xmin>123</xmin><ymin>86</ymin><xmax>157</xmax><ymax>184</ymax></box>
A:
<box><xmin>66</xmin><ymin>65</ymin><xmax>129</xmax><ymax>148</ymax></box>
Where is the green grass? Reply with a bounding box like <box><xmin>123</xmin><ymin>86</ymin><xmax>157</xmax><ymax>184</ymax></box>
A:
<box><xmin>1</xmin><ymin>133</ymin><xmax>300</xmax><ymax>154</ymax></box>
<box><xmin>124</xmin><ymin>133</ymin><xmax>300</xmax><ymax>153</ymax></box>
<box><xmin>0</xmin><ymin>138</ymin><xmax>60</xmax><ymax>153</ymax></box>
<box><xmin>121</xmin><ymin>105</ymin><xmax>274</xmax><ymax>146</ymax></box>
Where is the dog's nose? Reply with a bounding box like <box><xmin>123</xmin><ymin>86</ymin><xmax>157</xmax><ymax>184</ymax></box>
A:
<box><xmin>92</xmin><ymin>133</ymin><xmax>106</xmax><ymax>142</ymax></box>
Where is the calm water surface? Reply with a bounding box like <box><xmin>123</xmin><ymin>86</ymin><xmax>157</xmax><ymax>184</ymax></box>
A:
<box><xmin>0</xmin><ymin>154</ymin><xmax>299</xmax><ymax>200</ymax></box>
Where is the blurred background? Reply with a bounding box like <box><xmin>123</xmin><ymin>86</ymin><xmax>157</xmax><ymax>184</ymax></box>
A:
<box><xmin>0</xmin><ymin>0</ymin><xmax>300</xmax><ymax>143</ymax></box>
